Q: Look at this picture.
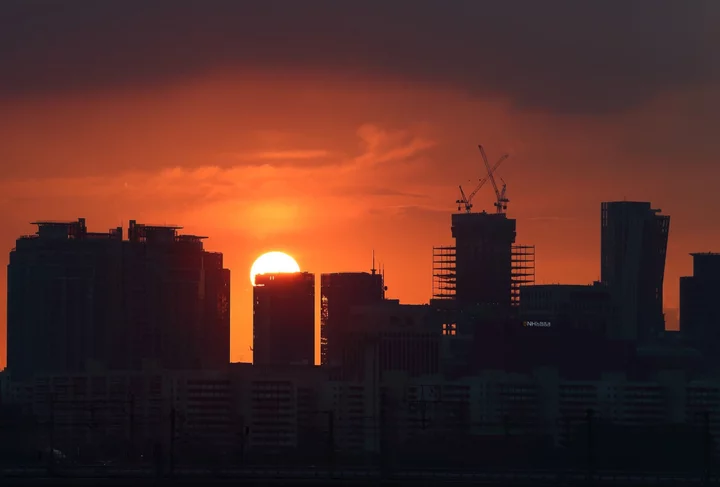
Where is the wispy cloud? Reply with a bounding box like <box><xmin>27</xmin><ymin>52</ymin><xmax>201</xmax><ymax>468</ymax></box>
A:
<box><xmin>224</xmin><ymin>149</ymin><xmax>332</xmax><ymax>161</ymax></box>
<box><xmin>338</xmin><ymin>186</ymin><xmax>428</xmax><ymax>199</ymax></box>
<box><xmin>353</xmin><ymin>124</ymin><xmax>436</xmax><ymax>168</ymax></box>
<box><xmin>0</xmin><ymin>123</ymin><xmax>440</xmax><ymax>237</ymax></box>
<box><xmin>217</xmin><ymin>149</ymin><xmax>334</xmax><ymax>167</ymax></box>
<box><xmin>373</xmin><ymin>205</ymin><xmax>450</xmax><ymax>218</ymax></box>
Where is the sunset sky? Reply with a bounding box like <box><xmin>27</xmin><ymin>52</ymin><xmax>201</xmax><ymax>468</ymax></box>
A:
<box><xmin>1</xmin><ymin>1</ymin><xmax>719</xmax><ymax>366</ymax></box>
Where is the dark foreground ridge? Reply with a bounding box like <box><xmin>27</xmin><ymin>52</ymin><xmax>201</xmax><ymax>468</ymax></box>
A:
<box><xmin>2</xmin><ymin>467</ymin><xmax>720</xmax><ymax>486</ymax></box>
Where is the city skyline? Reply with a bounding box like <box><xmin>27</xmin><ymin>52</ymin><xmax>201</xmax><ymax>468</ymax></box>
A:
<box><xmin>0</xmin><ymin>196</ymin><xmax>704</xmax><ymax>368</ymax></box>
<box><xmin>2</xmin><ymin>1</ymin><xmax>720</xmax><ymax>478</ymax></box>
<box><xmin>2</xmin><ymin>204</ymin><xmax>708</xmax><ymax>473</ymax></box>
<box><xmin>1</xmin><ymin>1</ymin><xmax>719</xmax><ymax>368</ymax></box>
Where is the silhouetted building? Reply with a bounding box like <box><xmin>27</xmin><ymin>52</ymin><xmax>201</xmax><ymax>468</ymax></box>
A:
<box><xmin>253</xmin><ymin>272</ymin><xmax>315</xmax><ymax>366</ymax></box>
<box><xmin>7</xmin><ymin>219</ymin><xmax>123</xmax><ymax>379</ymax></box>
<box><xmin>519</xmin><ymin>282</ymin><xmax>616</xmax><ymax>338</ymax></box>
<box><xmin>7</xmin><ymin>219</ymin><xmax>230</xmax><ymax>379</ymax></box>
<box><xmin>601</xmin><ymin>201</ymin><xmax>670</xmax><ymax>342</ymax></box>
<box><xmin>340</xmin><ymin>301</ymin><xmax>440</xmax><ymax>380</ymax></box>
<box><xmin>680</xmin><ymin>252</ymin><xmax>720</xmax><ymax>364</ymax></box>
<box><xmin>320</xmin><ymin>271</ymin><xmax>385</xmax><ymax>367</ymax></box>
<box><xmin>121</xmin><ymin>221</ymin><xmax>230</xmax><ymax>370</ymax></box>
<box><xmin>433</xmin><ymin>211</ymin><xmax>534</xmax><ymax>309</ymax></box>
<box><xmin>449</xmin><ymin>212</ymin><xmax>517</xmax><ymax>308</ymax></box>
<box><xmin>229</xmin><ymin>363</ymin><xmax>327</xmax><ymax>454</ymax></box>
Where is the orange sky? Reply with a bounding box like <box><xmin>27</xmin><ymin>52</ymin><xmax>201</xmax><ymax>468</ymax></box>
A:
<box><xmin>0</xmin><ymin>69</ymin><xmax>719</xmax><ymax>367</ymax></box>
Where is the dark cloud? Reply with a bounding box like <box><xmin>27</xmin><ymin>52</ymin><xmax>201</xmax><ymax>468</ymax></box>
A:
<box><xmin>1</xmin><ymin>0</ymin><xmax>718</xmax><ymax>114</ymax></box>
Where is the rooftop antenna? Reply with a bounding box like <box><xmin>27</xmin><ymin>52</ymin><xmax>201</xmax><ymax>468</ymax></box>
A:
<box><xmin>371</xmin><ymin>249</ymin><xmax>376</xmax><ymax>275</ymax></box>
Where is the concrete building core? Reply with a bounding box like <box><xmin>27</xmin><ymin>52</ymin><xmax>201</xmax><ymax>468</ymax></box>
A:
<box><xmin>451</xmin><ymin>212</ymin><xmax>516</xmax><ymax>308</ymax></box>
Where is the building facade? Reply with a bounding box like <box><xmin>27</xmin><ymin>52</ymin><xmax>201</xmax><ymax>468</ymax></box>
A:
<box><xmin>7</xmin><ymin>219</ymin><xmax>230</xmax><ymax>379</ymax></box>
<box><xmin>451</xmin><ymin>212</ymin><xmax>517</xmax><ymax>309</ymax></box>
<box><xmin>519</xmin><ymin>282</ymin><xmax>616</xmax><ymax>337</ymax></box>
<box><xmin>339</xmin><ymin>301</ymin><xmax>441</xmax><ymax>381</ymax></box>
<box><xmin>253</xmin><ymin>272</ymin><xmax>315</xmax><ymax>366</ymax></box>
<box><xmin>680</xmin><ymin>252</ymin><xmax>720</xmax><ymax>365</ymax></box>
<box><xmin>600</xmin><ymin>202</ymin><xmax>670</xmax><ymax>342</ymax></box>
<box><xmin>7</xmin><ymin>219</ymin><xmax>123</xmax><ymax>380</ymax></box>
<box><xmin>320</xmin><ymin>272</ymin><xmax>385</xmax><ymax>367</ymax></box>
<box><xmin>121</xmin><ymin>221</ymin><xmax>230</xmax><ymax>371</ymax></box>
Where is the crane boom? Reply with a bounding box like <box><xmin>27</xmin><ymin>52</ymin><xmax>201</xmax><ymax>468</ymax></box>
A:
<box><xmin>456</xmin><ymin>145</ymin><xmax>510</xmax><ymax>213</ymax></box>
<box><xmin>468</xmin><ymin>154</ymin><xmax>508</xmax><ymax>202</ymax></box>
<box><xmin>478</xmin><ymin>144</ymin><xmax>509</xmax><ymax>214</ymax></box>
<box><xmin>456</xmin><ymin>186</ymin><xmax>470</xmax><ymax>212</ymax></box>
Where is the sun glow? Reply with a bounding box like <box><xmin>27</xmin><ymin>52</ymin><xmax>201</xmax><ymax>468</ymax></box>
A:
<box><xmin>250</xmin><ymin>251</ymin><xmax>301</xmax><ymax>286</ymax></box>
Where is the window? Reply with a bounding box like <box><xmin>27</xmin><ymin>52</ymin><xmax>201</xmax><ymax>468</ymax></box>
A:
<box><xmin>442</xmin><ymin>323</ymin><xmax>457</xmax><ymax>336</ymax></box>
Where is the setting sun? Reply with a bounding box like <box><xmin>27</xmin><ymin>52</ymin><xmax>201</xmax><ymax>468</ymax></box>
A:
<box><xmin>250</xmin><ymin>251</ymin><xmax>301</xmax><ymax>286</ymax></box>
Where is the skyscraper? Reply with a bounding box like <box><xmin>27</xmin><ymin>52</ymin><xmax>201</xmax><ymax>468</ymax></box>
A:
<box><xmin>122</xmin><ymin>221</ymin><xmax>230</xmax><ymax>370</ymax></box>
<box><xmin>7</xmin><ymin>219</ymin><xmax>230</xmax><ymax>379</ymax></box>
<box><xmin>253</xmin><ymin>272</ymin><xmax>315</xmax><ymax>366</ymax></box>
<box><xmin>320</xmin><ymin>271</ymin><xmax>385</xmax><ymax>366</ymax></box>
<box><xmin>7</xmin><ymin>219</ymin><xmax>123</xmax><ymax>379</ymax></box>
<box><xmin>680</xmin><ymin>252</ymin><xmax>720</xmax><ymax>362</ymax></box>
<box><xmin>601</xmin><ymin>202</ymin><xmax>670</xmax><ymax>341</ymax></box>
<box><xmin>451</xmin><ymin>212</ymin><xmax>516</xmax><ymax>308</ymax></box>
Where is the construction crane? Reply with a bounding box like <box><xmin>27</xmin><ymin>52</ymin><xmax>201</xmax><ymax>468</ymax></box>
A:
<box><xmin>478</xmin><ymin>144</ymin><xmax>510</xmax><ymax>214</ymax></box>
<box><xmin>456</xmin><ymin>149</ymin><xmax>509</xmax><ymax>213</ymax></box>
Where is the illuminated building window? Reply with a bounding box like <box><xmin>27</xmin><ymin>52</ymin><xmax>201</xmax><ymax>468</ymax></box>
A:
<box><xmin>442</xmin><ymin>323</ymin><xmax>457</xmax><ymax>336</ymax></box>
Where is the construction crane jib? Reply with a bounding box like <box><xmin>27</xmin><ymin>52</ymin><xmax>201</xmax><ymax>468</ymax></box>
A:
<box><xmin>478</xmin><ymin>144</ymin><xmax>510</xmax><ymax>214</ymax></box>
<box><xmin>456</xmin><ymin>145</ymin><xmax>509</xmax><ymax>213</ymax></box>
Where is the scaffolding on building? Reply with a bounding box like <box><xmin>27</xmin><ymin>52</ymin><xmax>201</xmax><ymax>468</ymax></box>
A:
<box><xmin>432</xmin><ymin>246</ymin><xmax>457</xmax><ymax>300</ymax></box>
<box><xmin>511</xmin><ymin>244</ymin><xmax>536</xmax><ymax>306</ymax></box>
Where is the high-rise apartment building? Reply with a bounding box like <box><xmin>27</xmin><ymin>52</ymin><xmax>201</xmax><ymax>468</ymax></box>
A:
<box><xmin>320</xmin><ymin>271</ymin><xmax>385</xmax><ymax>366</ymax></box>
<box><xmin>121</xmin><ymin>221</ymin><xmax>230</xmax><ymax>370</ymax></box>
<box><xmin>7</xmin><ymin>219</ymin><xmax>230</xmax><ymax>379</ymax></box>
<box><xmin>680</xmin><ymin>252</ymin><xmax>720</xmax><ymax>363</ymax></box>
<box><xmin>253</xmin><ymin>272</ymin><xmax>315</xmax><ymax>366</ymax></box>
<box><xmin>601</xmin><ymin>202</ymin><xmax>670</xmax><ymax>341</ymax></box>
<box><xmin>7</xmin><ymin>220</ymin><xmax>123</xmax><ymax>379</ymax></box>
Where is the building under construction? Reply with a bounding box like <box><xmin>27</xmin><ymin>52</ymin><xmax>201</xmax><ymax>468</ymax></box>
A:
<box><xmin>432</xmin><ymin>214</ymin><xmax>535</xmax><ymax>307</ymax></box>
<box><xmin>432</xmin><ymin>144</ymin><xmax>535</xmax><ymax>308</ymax></box>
